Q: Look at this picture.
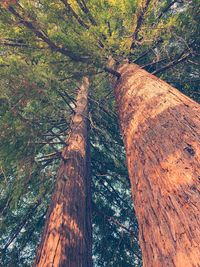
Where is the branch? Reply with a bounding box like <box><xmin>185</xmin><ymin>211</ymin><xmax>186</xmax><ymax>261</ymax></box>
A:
<box><xmin>76</xmin><ymin>0</ymin><xmax>97</xmax><ymax>26</ymax></box>
<box><xmin>141</xmin><ymin>57</ymin><xmax>167</xmax><ymax>68</ymax></box>
<box><xmin>0</xmin><ymin>64</ymin><xmax>10</xmax><ymax>67</ymax></box>
<box><xmin>6</xmin><ymin>4</ymin><xmax>118</xmax><ymax>79</ymax></box>
<box><xmin>37</xmin><ymin>151</ymin><xmax>61</xmax><ymax>159</ymax></box>
<box><xmin>2</xmin><ymin>199</ymin><xmax>41</xmax><ymax>252</ymax></box>
<box><xmin>93</xmin><ymin>204</ymin><xmax>133</xmax><ymax>234</ymax></box>
<box><xmin>60</xmin><ymin>0</ymin><xmax>89</xmax><ymax>29</ymax></box>
<box><xmin>156</xmin><ymin>0</ymin><xmax>179</xmax><ymax>22</ymax></box>
<box><xmin>37</xmin><ymin>156</ymin><xmax>61</xmax><ymax>163</ymax></box>
<box><xmin>7</xmin><ymin>6</ymin><xmax>87</xmax><ymax>62</ymax></box>
<box><xmin>130</xmin><ymin>1</ymin><xmax>179</xmax><ymax>53</ymax></box>
<box><xmin>107</xmin><ymin>21</ymin><xmax>112</xmax><ymax>37</ymax></box>
<box><xmin>54</xmin><ymin>88</ymin><xmax>75</xmax><ymax>113</ymax></box>
<box><xmin>152</xmin><ymin>51</ymin><xmax>191</xmax><ymax>75</ymax></box>
<box><xmin>96</xmin><ymin>175</ymin><xmax>132</xmax><ymax>210</ymax></box>
<box><xmin>88</xmin><ymin>97</ymin><xmax>117</xmax><ymax>119</ymax></box>
<box><xmin>37</xmin><ymin>142</ymin><xmax>65</xmax><ymax>145</ymax></box>
<box><xmin>104</xmin><ymin>67</ymin><xmax>121</xmax><ymax>79</ymax></box>
<box><xmin>49</xmin><ymin>129</ymin><xmax>67</xmax><ymax>146</ymax></box>
<box><xmin>132</xmin><ymin>38</ymin><xmax>163</xmax><ymax>63</ymax></box>
<box><xmin>130</xmin><ymin>0</ymin><xmax>152</xmax><ymax>50</ymax></box>
<box><xmin>62</xmin><ymin>90</ymin><xmax>77</xmax><ymax>106</ymax></box>
<box><xmin>93</xmin><ymin>204</ymin><xmax>142</xmax><ymax>260</ymax></box>
<box><xmin>0</xmin><ymin>41</ymin><xmax>29</xmax><ymax>47</ymax></box>
<box><xmin>60</xmin><ymin>0</ymin><xmax>104</xmax><ymax>49</ymax></box>
<box><xmin>0</xmin><ymin>40</ymin><xmax>47</xmax><ymax>50</ymax></box>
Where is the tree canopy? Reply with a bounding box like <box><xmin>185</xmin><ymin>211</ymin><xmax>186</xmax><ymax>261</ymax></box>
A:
<box><xmin>0</xmin><ymin>0</ymin><xmax>199</xmax><ymax>266</ymax></box>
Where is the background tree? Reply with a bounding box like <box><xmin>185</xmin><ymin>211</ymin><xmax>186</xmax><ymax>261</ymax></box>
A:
<box><xmin>34</xmin><ymin>77</ymin><xmax>92</xmax><ymax>267</ymax></box>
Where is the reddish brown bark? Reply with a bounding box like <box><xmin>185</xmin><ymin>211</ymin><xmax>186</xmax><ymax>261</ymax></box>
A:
<box><xmin>114</xmin><ymin>64</ymin><xmax>200</xmax><ymax>267</ymax></box>
<box><xmin>34</xmin><ymin>77</ymin><xmax>92</xmax><ymax>267</ymax></box>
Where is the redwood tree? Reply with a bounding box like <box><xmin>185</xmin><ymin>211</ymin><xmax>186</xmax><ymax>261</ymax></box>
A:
<box><xmin>34</xmin><ymin>77</ymin><xmax>92</xmax><ymax>267</ymax></box>
<box><xmin>1</xmin><ymin>0</ymin><xmax>200</xmax><ymax>266</ymax></box>
<box><xmin>114</xmin><ymin>63</ymin><xmax>200</xmax><ymax>267</ymax></box>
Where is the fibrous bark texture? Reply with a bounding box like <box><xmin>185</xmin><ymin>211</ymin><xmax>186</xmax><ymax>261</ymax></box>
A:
<box><xmin>34</xmin><ymin>77</ymin><xmax>92</xmax><ymax>267</ymax></box>
<box><xmin>114</xmin><ymin>64</ymin><xmax>200</xmax><ymax>267</ymax></box>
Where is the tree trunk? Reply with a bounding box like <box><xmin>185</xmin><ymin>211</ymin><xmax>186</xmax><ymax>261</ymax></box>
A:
<box><xmin>114</xmin><ymin>63</ymin><xmax>200</xmax><ymax>267</ymax></box>
<box><xmin>34</xmin><ymin>77</ymin><xmax>92</xmax><ymax>267</ymax></box>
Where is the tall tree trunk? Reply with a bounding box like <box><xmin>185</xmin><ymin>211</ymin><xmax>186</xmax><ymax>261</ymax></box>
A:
<box><xmin>34</xmin><ymin>77</ymin><xmax>92</xmax><ymax>267</ymax></box>
<box><xmin>114</xmin><ymin>64</ymin><xmax>200</xmax><ymax>267</ymax></box>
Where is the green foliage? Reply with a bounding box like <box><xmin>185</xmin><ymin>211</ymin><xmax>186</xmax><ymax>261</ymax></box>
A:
<box><xmin>0</xmin><ymin>0</ymin><xmax>199</xmax><ymax>266</ymax></box>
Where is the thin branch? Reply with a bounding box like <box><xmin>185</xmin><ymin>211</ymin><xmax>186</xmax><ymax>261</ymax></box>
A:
<box><xmin>0</xmin><ymin>41</ymin><xmax>29</xmax><ymax>47</ymax></box>
<box><xmin>49</xmin><ymin>129</ymin><xmax>67</xmax><ymax>146</ymax></box>
<box><xmin>54</xmin><ymin>88</ymin><xmax>75</xmax><ymax>113</ymax></box>
<box><xmin>93</xmin><ymin>204</ymin><xmax>133</xmax><ymax>234</ymax></box>
<box><xmin>37</xmin><ymin>142</ymin><xmax>65</xmax><ymax>145</ymax></box>
<box><xmin>37</xmin><ymin>156</ymin><xmax>61</xmax><ymax>163</ymax></box>
<box><xmin>76</xmin><ymin>0</ymin><xmax>97</xmax><ymax>26</ymax></box>
<box><xmin>132</xmin><ymin>38</ymin><xmax>163</xmax><ymax>63</ymax></box>
<box><xmin>104</xmin><ymin>67</ymin><xmax>121</xmax><ymax>79</ymax></box>
<box><xmin>42</xmin><ymin>137</ymin><xmax>66</xmax><ymax>161</ymax></box>
<box><xmin>156</xmin><ymin>0</ymin><xmax>179</xmax><ymax>22</ymax></box>
<box><xmin>93</xmin><ymin>204</ymin><xmax>142</xmax><ymax>260</ymax></box>
<box><xmin>88</xmin><ymin>97</ymin><xmax>117</xmax><ymax>119</ymax></box>
<box><xmin>62</xmin><ymin>90</ymin><xmax>77</xmax><ymax>106</ymax></box>
<box><xmin>0</xmin><ymin>40</ymin><xmax>47</xmax><ymax>50</ymax></box>
<box><xmin>107</xmin><ymin>21</ymin><xmax>112</xmax><ymax>37</ymax></box>
<box><xmin>141</xmin><ymin>57</ymin><xmax>167</xmax><ymax>68</ymax></box>
<box><xmin>130</xmin><ymin>0</ymin><xmax>152</xmax><ymax>50</ymax></box>
<box><xmin>2</xmin><ymin>200</ymin><xmax>42</xmax><ymax>252</ymax></box>
<box><xmin>0</xmin><ymin>64</ymin><xmax>10</xmax><ymax>67</ymax></box>
<box><xmin>152</xmin><ymin>51</ymin><xmax>191</xmax><ymax>75</ymax></box>
<box><xmin>37</xmin><ymin>151</ymin><xmax>61</xmax><ymax>159</ymax></box>
<box><xmin>60</xmin><ymin>0</ymin><xmax>89</xmax><ymax>29</ymax></box>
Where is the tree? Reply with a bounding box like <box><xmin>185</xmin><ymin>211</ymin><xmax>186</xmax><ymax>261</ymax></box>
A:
<box><xmin>114</xmin><ymin>63</ymin><xmax>200</xmax><ymax>266</ymax></box>
<box><xmin>0</xmin><ymin>0</ymin><xmax>200</xmax><ymax>266</ymax></box>
<box><xmin>34</xmin><ymin>77</ymin><xmax>92</xmax><ymax>266</ymax></box>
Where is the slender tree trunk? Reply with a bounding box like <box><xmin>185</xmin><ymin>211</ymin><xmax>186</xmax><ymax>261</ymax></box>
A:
<box><xmin>34</xmin><ymin>77</ymin><xmax>92</xmax><ymax>267</ymax></box>
<box><xmin>114</xmin><ymin>63</ymin><xmax>200</xmax><ymax>267</ymax></box>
